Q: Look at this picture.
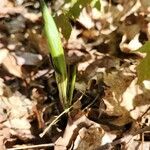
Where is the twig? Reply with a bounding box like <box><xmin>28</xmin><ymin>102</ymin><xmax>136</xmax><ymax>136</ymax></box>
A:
<box><xmin>83</xmin><ymin>94</ymin><xmax>100</xmax><ymax>111</ymax></box>
<box><xmin>7</xmin><ymin>143</ymin><xmax>54</xmax><ymax>150</ymax></box>
<box><xmin>39</xmin><ymin>93</ymin><xmax>85</xmax><ymax>137</ymax></box>
<box><xmin>39</xmin><ymin>107</ymin><xmax>71</xmax><ymax>137</ymax></box>
<box><xmin>139</xmin><ymin>106</ymin><xmax>150</xmax><ymax>121</ymax></box>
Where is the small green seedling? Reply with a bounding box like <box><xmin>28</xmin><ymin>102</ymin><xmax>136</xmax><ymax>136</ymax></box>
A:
<box><xmin>40</xmin><ymin>0</ymin><xmax>76</xmax><ymax>110</ymax></box>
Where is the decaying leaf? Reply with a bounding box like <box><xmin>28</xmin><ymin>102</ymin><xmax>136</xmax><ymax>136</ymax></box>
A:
<box><xmin>2</xmin><ymin>53</ymin><xmax>24</xmax><ymax>78</ymax></box>
<box><xmin>15</xmin><ymin>52</ymin><xmax>43</xmax><ymax>66</ymax></box>
<box><xmin>0</xmin><ymin>49</ymin><xmax>9</xmax><ymax>64</ymax></box>
<box><xmin>0</xmin><ymin>79</ymin><xmax>34</xmax><ymax>145</ymax></box>
<box><xmin>55</xmin><ymin>114</ymin><xmax>104</xmax><ymax>150</ymax></box>
<box><xmin>78</xmin><ymin>8</ymin><xmax>95</xmax><ymax>29</ymax></box>
<box><xmin>2</xmin><ymin>51</ymin><xmax>42</xmax><ymax>78</ymax></box>
<box><xmin>76</xmin><ymin>125</ymin><xmax>104</xmax><ymax>150</ymax></box>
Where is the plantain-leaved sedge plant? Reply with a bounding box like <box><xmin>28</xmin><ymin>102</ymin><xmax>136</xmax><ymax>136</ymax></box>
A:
<box><xmin>40</xmin><ymin>0</ymin><xmax>76</xmax><ymax>110</ymax></box>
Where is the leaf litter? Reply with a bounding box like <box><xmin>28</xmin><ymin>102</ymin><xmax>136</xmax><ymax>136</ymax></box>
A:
<box><xmin>0</xmin><ymin>0</ymin><xmax>150</xmax><ymax>149</ymax></box>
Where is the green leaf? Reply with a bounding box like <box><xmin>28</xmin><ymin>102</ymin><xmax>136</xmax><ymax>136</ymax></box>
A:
<box><xmin>91</xmin><ymin>0</ymin><xmax>101</xmax><ymax>11</ymax></box>
<box><xmin>136</xmin><ymin>41</ymin><xmax>150</xmax><ymax>83</ymax></box>
<box><xmin>54</xmin><ymin>14</ymin><xmax>72</xmax><ymax>40</ymax></box>
<box><xmin>67</xmin><ymin>65</ymin><xmax>76</xmax><ymax>105</ymax></box>
<box><xmin>40</xmin><ymin>0</ymin><xmax>68</xmax><ymax>109</ymax></box>
<box><xmin>56</xmin><ymin>0</ymin><xmax>100</xmax><ymax>40</ymax></box>
<box><xmin>137</xmin><ymin>56</ymin><xmax>150</xmax><ymax>84</ymax></box>
<box><xmin>136</xmin><ymin>41</ymin><xmax>150</xmax><ymax>53</ymax></box>
<box><xmin>68</xmin><ymin>0</ymin><xmax>93</xmax><ymax>19</ymax></box>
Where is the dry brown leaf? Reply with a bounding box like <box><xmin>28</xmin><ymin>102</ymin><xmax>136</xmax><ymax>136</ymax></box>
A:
<box><xmin>101</xmin><ymin>132</ymin><xmax>116</xmax><ymax>145</ymax></box>
<box><xmin>140</xmin><ymin>0</ymin><xmax>150</xmax><ymax>12</ymax></box>
<box><xmin>126</xmin><ymin>136</ymin><xmax>150</xmax><ymax>150</ymax></box>
<box><xmin>120</xmin><ymin>33</ymin><xmax>142</xmax><ymax>52</ymax></box>
<box><xmin>0</xmin><ymin>6</ymin><xmax>25</xmax><ymax>17</ymax></box>
<box><xmin>23</xmin><ymin>12</ymin><xmax>41</xmax><ymax>22</ymax></box>
<box><xmin>0</xmin><ymin>80</ymin><xmax>34</xmax><ymax>143</ymax></box>
<box><xmin>103</xmin><ymin>71</ymin><xmax>135</xmax><ymax>125</ymax></box>
<box><xmin>28</xmin><ymin>30</ymin><xmax>49</xmax><ymax>55</ymax></box>
<box><xmin>78</xmin><ymin>8</ymin><xmax>95</xmax><ymax>29</ymax></box>
<box><xmin>2</xmin><ymin>53</ymin><xmax>24</xmax><ymax>78</ymax></box>
<box><xmin>0</xmin><ymin>49</ymin><xmax>9</xmax><ymax>64</ymax></box>
<box><xmin>76</xmin><ymin>125</ymin><xmax>104</xmax><ymax>150</ymax></box>
<box><xmin>55</xmin><ymin>115</ymin><xmax>103</xmax><ymax>150</ymax></box>
<box><xmin>5</xmin><ymin>15</ymin><xmax>25</xmax><ymax>34</ymax></box>
<box><xmin>121</xmin><ymin>78</ymin><xmax>141</xmax><ymax>111</ymax></box>
<box><xmin>15</xmin><ymin>52</ymin><xmax>42</xmax><ymax>66</ymax></box>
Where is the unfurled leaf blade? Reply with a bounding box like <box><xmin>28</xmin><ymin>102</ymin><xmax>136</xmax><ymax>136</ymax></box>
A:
<box><xmin>68</xmin><ymin>65</ymin><xmax>76</xmax><ymax>105</ymax></box>
<box><xmin>40</xmin><ymin>0</ymin><xmax>68</xmax><ymax>109</ymax></box>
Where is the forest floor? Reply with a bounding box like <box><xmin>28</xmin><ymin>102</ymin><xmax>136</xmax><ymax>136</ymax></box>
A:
<box><xmin>0</xmin><ymin>0</ymin><xmax>150</xmax><ymax>150</ymax></box>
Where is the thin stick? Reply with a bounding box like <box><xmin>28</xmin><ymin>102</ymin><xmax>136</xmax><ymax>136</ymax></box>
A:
<box><xmin>7</xmin><ymin>143</ymin><xmax>54</xmax><ymax>150</ymax></box>
<box><xmin>40</xmin><ymin>94</ymin><xmax>84</xmax><ymax>137</ymax></box>
<box><xmin>39</xmin><ymin>107</ymin><xmax>71</xmax><ymax>137</ymax></box>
